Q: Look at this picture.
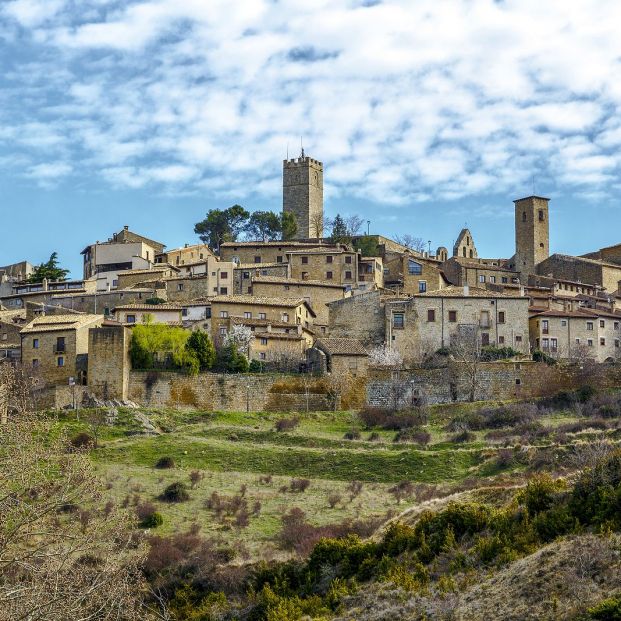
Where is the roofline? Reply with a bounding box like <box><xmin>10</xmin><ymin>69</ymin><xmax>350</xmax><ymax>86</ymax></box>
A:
<box><xmin>513</xmin><ymin>195</ymin><xmax>551</xmax><ymax>203</ymax></box>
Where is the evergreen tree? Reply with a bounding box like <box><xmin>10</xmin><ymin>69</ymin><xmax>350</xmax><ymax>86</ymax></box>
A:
<box><xmin>27</xmin><ymin>252</ymin><xmax>69</xmax><ymax>283</ymax></box>
<box><xmin>194</xmin><ymin>205</ymin><xmax>250</xmax><ymax>253</ymax></box>
<box><xmin>330</xmin><ymin>214</ymin><xmax>349</xmax><ymax>243</ymax></box>
<box><xmin>280</xmin><ymin>211</ymin><xmax>298</xmax><ymax>240</ymax></box>
<box><xmin>245</xmin><ymin>211</ymin><xmax>281</xmax><ymax>241</ymax></box>
<box><xmin>185</xmin><ymin>330</ymin><xmax>216</xmax><ymax>370</ymax></box>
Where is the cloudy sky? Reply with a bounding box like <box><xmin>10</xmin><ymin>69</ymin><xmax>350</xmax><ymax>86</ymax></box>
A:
<box><xmin>1</xmin><ymin>0</ymin><xmax>621</xmax><ymax>277</ymax></box>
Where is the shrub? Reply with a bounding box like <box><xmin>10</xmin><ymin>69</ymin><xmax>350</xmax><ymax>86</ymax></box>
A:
<box><xmin>155</xmin><ymin>456</ymin><xmax>175</xmax><ymax>469</ymax></box>
<box><xmin>328</xmin><ymin>493</ymin><xmax>342</xmax><ymax>509</ymax></box>
<box><xmin>70</xmin><ymin>432</ymin><xmax>95</xmax><ymax>450</ymax></box>
<box><xmin>588</xmin><ymin>595</ymin><xmax>621</xmax><ymax>620</ymax></box>
<box><xmin>368</xmin><ymin>432</ymin><xmax>381</xmax><ymax>441</ymax></box>
<box><xmin>159</xmin><ymin>481</ymin><xmax>190</xmax><ymax>503</ymax></box>
<box><xmin>450</xmin><ymin>430</ymin><xmax>475</xmax><ymax>443</ymax></box>
<box><xmin>358</xmin><ymin>407</ymin><xmax>427</xmax><ymax>430</ymax></box>
<box><xmin>186</xmin><ymin>329</ymin><xmax>216</xmax><ymax>371</ymax></box>
<box><xmin>388</xmin><ymin>480</ymin><xmax>415</xmax><ymax>504</ymax></box>
<box><xmin>480</xmin><ymin>345</ymin><xmax>520</xmax><ymax>361</ymax></box>
<box><xmin>275</xmin><ymin>417</ymin><xmax>300</xmax><ymax>432</ymax></box>
<box><xmin>347</xmin><ymin>480</ymin><xmax>363</xmax><ymax>502</ymax></box>
<box><xmin>289</xmin><ymin>478</ymin><xmax>311</xmax><ymax>493</ymax></box>
<box><xmin>394</xmin><ymin>428</ymin><xmax>431</xmax><ymax>445</ymax></box>
<box><xmin>517</xmin><ymin>474</ymin><xmax>566</xmax><ymax>516</ymax></box>
<box><xmin>189</xmin><ymin>470</ymin><xmax>204</xmax><ymax>488</ymax></box>
<box><xmin>343</xmin><ymin>429</ymin><xmax>361</xmax><ymax>440</ymax></box>
<box><xmin>577</xmin><ymin>385</ymin><xmax>597</xmax><ymax>403</ymax></box>
<box><xmin>141</xmin><ymin>511</ymin><xmax>164</xmax><ymax>529</ymax></box>
<box><xmin>258</xmin><ymin>474</ymin><xmax>273</xmax><ymax>485</ymax></box>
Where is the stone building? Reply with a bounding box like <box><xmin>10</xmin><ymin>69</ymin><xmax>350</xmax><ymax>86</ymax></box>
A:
<box><xmin>442</xmin><ymin>257</ymin><xmax>518</xmax><ymax>288</ymax></box>
<box><xmin>20</xmin><ymin>314</ymin><xmax>104</xmax><ymax>385</ymax></box>
<box><xmin>453</xmin><ymin>228</ymin><xmax>478</xmax><ymax>259</ymax></box>
<box><xmin>357</xmin><ymin>256</ymin><xmax>384</xmax><ymax>289</ymax></box>
<box><xmin>250</xmin><ymin>276</ymin><xmax>350</xmax><ymax>333</ymax></box>
<box><xmin>0</xmin><ymin>278</ymin><xmax>97</xmax><ymax>310</ymax></box>
<box><xmin>529</xmin><ymin>308</ymin><xmax>621</xmax><ymax>363</ymax></box>
<box><xmin>44</xmin><ymin>287</ymin><xmax>162</xmax><ymax>316</ymax></box>
<box><xmin>311</xmin><ymin>337</ymin><xmax>369</xmax><ymax>377</ymax></box>
<box><xmin>220</xmin><ymin>240</ymin><xmax>322</xmax><ymax>265</ymax></box>
<box><xmin>155</xmin><ymin>243</ymin><xmax>215</xmax><ymax>266</ymax></box>
<box><xmin>287</xmin><ymin>247</ymin><xmax>358</xmax><ymax>286</ymax></box>
<box><xmin>383</xmin><ymin>254</ymin><xmax>448</xmax><ymax>294</ymax></box>
<box><xmin>112</xmin><ymin>304</ymin><xmax>183</xmax><ymax>325</ymax></box>
<box><xmin>386</xmin><ymin>286</ymin><xmax>530</xmax><ymax>364</ymax></box>
<box><xmin>536</xmin><ymin>254</ymin><xmax>621</xmax><ymax>294</ymax></box>
<box><xmin>327</xmin><ymin>290</ymin><xmax>388</xmax><ymax>347</ymax></box>
<box><xmin>88</xmin><ymin>324</ymin><xmax>131</xmax><ymax>400</ymax></box>
<box><xmin>581</xmin><ymin>242</ymin><xmax>621</xmax><ymax>266</ymax></box>
<box><xmin>283</xmin><ymin>153</ymin><xmax>324</xmax><ymax>239</ymax></box>
<box><xmin>235</xmin><ymin>263</ymin><xmax>290</xmax><ymax>294</ymax></box>
<box><xmin>81</xmin><ymin>226</ymin><xmax>165</xmax><ymax>291</ymax></box>
<box><xmin>512</xmin><ymin>195</ymin><xmax>550</xmax><ymax>279</ymax></box>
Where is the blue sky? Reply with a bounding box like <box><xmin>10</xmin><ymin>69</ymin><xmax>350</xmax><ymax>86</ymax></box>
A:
<box><xmin>1</xmin><ymin>0</ymin><xmax>621</xmax><ymax>278</ymax></box>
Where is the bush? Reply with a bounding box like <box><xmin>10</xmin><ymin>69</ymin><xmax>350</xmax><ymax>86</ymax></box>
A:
<box><xmin>327</xmin><ymin>493</ymin><xmax>342</xmax><ymax>509</ymax></box>
<box><xmin>275</xmin><ymin>417</ymin><xmax>300</xmax><ymax>432</ymax></box>
<box><xmin>343</xmin><ymin>429</ymin><xmax>361</xmax><ymax>440</ymax></box>
<box><xmin>289</xmin><ymin>478</ymin><xmax>311</xmax><ymax>493</ymax></box>
<box><xmin>450</xmin><ymin>430</ymin><xmax>475</xmax><ymax>443</ymax></box>
<box><xmin>159</xmin><ymin>481</ymin><xmax>190</xmax><ymax>503</ymax></box>
<box><xmin>588</xmin><ymin>596</ymin><xmax>621</xmax><ymax>620</ymax></box>
<box><xmin>480</xmin><ymin>346</ymin><xmax>520</xmax><ymax>361</ymax></box>
<box><xmin>388</xmin><ymin>481</ymin><xmax>415</xmax><ymax>504</ymax></box>
<box><xmin>358</xmin><ymin>406</ymin><xmax>427</xmax><ymax>430</ymax></box>
<box><xmin>155</xmin><ymin>456</ymin><xmax>176</xmax><ymax>469</ymax></box>
<box><xmin>394</xmin><ymin>428</ymin><xmax>431</xmax><ymax>445</ymax></box>
<box><xmin>368</xmin><ymin>432</ymin><xmax>381</xmax><ymax>441</ymax></box>
<box><xmin>577</xmin><ymin>385</ymin><xmax>597</xmax><ymax>403</ymax></box>
<box><xmin>69</xmin><ymin>432</ymin><xmax>95</xmax><ymax>450</ymax></box>
<box><xmin>139</xmin><ymin>505</ymin><xmax>164</xmax><ymax>528</ymax></box>
<box><xmin>186</xmin><ymin>329</ymin><xmax>216</xmax><ymax>371</ymax></box>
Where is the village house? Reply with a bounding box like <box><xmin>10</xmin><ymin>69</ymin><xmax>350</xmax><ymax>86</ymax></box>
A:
<box><xmin>529</xmin><ymin>308</ymin><xmax>621</xmax><ymax>363</ymax></box>
<box><xmin>81</xmin><ymin>226</ymin><xmax>165</xmax><ymax>291</ymax></box>
<box><xmin>0</xmin><ymin>277</ymin><xmax>97</xmax><ymax>310</ymax></box>
<box><xmin>442</xmin><ymin>257</ymin><xmax>518</xmax><ymax>289</ymax></box>
<box><xmin>210</xmin><ymin>295</ymin><xmax>316</xmax><ymax>364</ymax></box>
<box><xmin>309</xmin><ymin>337</ymin><xmax>369</xmax><ymax>377</ymax></box>
<box><xmin>234</xmin><ymin>263</ymin><xmax>290</xmax><ymax>294</ymax></box>
<box><xmin>20</xmin><ymin>313</ymin><xmax>104</xmax><ymax>385</ymax></box>
<box><xmin>386</xmin><ymin>285</ymin><xmax>530</xmax><ymax>364</ymax></box>
<box><xmin>112</xmin><ymin>304</ymin><xmax>183</xmax><ymax>325</ymax></box>
<box><xmin>155</xmin><ymin>243</ymin><xmax>215</xmax><ymax>266</ymax></box>
<box><xmin>357</xmin><ymin>256</ymin><xmax>384</xmax><ymax>290</ymax></box>
<box><xmin>249</xmin><ymin>276</ymin><xmax>350</xmax><ymax>334</ymax></box>
<box><xmin>536</xmin><ymin>254</ymin><xmax>621</xmax><ymax>294</ymax></box>
<box><xmin>219</xmin><ymin>240</ymin><xmax>325</xmax><ymax>265</ymax></box>
<box><xmin>383</xmin><ymin>253</ymin><xmax>448</xmax><ymax>295</ymax></box>
<box><xmin>286</xmin><ymin>247</ymin><xmax>359</xmax><ymax>286</ymax></box>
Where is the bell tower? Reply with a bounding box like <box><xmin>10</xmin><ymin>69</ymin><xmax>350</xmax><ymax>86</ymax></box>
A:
<box><xmin>283</xmin><ymin>150</ymin><xmax>324</xmax><ymax>239</ymax></box>
<box><xmin>514</xmin><ymin>195</ymin><xmax>550</xmax><ymax>279</ymax></box>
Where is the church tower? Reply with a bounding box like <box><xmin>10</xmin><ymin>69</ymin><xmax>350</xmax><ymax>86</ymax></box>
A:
<box><xmin>514</xmin><ymin>195</ymin><xmax>550</xmax><ymax>279</ymax></box>
<box><xmin>283</xmin><ymin>151</ymin><xmax>323</xmax><ymax>239</ymax></box>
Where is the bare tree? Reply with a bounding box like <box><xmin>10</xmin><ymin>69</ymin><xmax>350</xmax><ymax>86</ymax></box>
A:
<box><xmin>394</xmin><ymin>235</ymin><xmax>426</xmax><ymax>253</ymax></box>
<box><xmin>344</xmin><ymin>215</ymin><xmax>365</xmax><ymax>237</ymax></box>
<box><xmin>368</xmin><ymin>344</ymin><xmax>403</xmax><ymax>369</ymax></box>
<box><xmin>0</xmin><ymin>364</ymin><xmax>157</xmax><ymax>620</ymax></box>
<box><xmin>449</xmin><ymin>324</ymin><xmax>483</xmax><ymax>402</ymax></box>
<box><xmin>309</xmin><ymin>212</ymin><xmax>324</xmax><ymax>239</ymax></box>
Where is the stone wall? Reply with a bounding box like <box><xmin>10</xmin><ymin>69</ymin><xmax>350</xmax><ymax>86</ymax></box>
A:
<box><xmin>128</xmin><ymin>371</ymin><xmax>337</xmax><ymax>411</ymax></box>
<box><xmin>328</xmin><ymin>290</ymin><xmax>386</xmax><ymax>346</ymax></box>
<box><xmin>88</xmin><ymin>325</ymin><xmax>130</xmax><ymax>400</ymax></box>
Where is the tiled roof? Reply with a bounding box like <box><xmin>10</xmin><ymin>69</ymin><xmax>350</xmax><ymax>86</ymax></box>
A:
<box><xmin>119</xmin><ymin>266</ymin><xmax>179</xmax><ymax>275</ymax></box>
<box><xmin>415</xmin><ymin>285</ymin><xmax>526</xmax><ymax>299</ymax></box>
<box><xmin>316</xmin><ymin>338</ymin><xmax>368</xmax><ymax>356</ymax></box>
<box><xmin>221</xmin><ymin>240</ymin><xmax>326</xmax><ymax>248</ymax></box>
<box><xmin>211</xmin><ymin>295</ymin><xmax>315</xmax><ymax>314</ymax></box>
<box><xmin>251</xmin><ymin>276</ymin><xmax>347</xmax><ymax>289</ymax></box>
<box><xmin>113</xmin><ymin>304</ymin><xmax>182</xmax><ymax>311</ymax></box>
<box><xmin>235</xmin><ymin>263</ymin><xmax>286</xmax><ymax>269</ymax></box>
<box><xmin>21</xmin><ymin>313</ymin><xmax>103</xmax><ymax>334</ymax></box>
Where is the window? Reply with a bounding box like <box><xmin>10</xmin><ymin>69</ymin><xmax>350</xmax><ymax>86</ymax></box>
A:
<box><xmin>542</xmin><ymin>320</ymin><xmax>549</xmax><ymax>334</ymax></box>
<box><xmin>600</xmin><ymin>320</ymin><xmax>605</xmax><ymax>328</ymax></box>
<box><xmin>259</xmin><ymin>312</ymin><xmax>266</xmax><ymax>320</ymax></box>
<box><xmin>220</xmin><ymin>271</ymin><xmax>228</xmax><ymax>278</ymax></box>
<box><xmin>499</xmin><ymin>336</ymin><xmax>505</xmax><ymax>344</ymax></box>
<box><xmin>522</xmin><ymin>211</ymin><xmax>527</xmax><ymax>222</ymax></box>
<box><xmin>498</xmin><ymin>311</ymin><xmax>505</xmax><ymax>324</ymax></box>
<box><xmin>177</xmin><ymin>283</ymin><xmax>184</xmax><ymax>291</ymax></box>
<box><xmin>515</xmin><ymin>335</ymin><xmax>523</xmax><ymax>343</ymax></box>
<box><xmin>479</xmin><ymin>275</ymin><xmax>485</xmax><ymax>283</ymax></box>
<box><xmin>244</xmin><ymin>312</ymin><xmax>252</xmax><ymax>319</ymax></box>
<box><xmin>538</xmin><ymin>209</ymin><xmax>544</xmax><ymax>221</ymax></box>
<box><xmin>480</xmin><ymin>311</ymin><xmax>491</xmax><ymax>328</ymax></box>
<box><xmin>551</xmin><ymin>338</ymin><xmax>558</xmax><ymax>351</ymax></box>
<box><xmin>126</xmin><ymin>315</ymin><xmax>136</xmax><ymax>324</ymax></box>
<box><xmin>206</xmin><ymin>308</ymin><xmax>212</xmax><ymax>318</ymax></box>
<box><xmin>254</xmin><ymin>256</ymin><xmax>261</xmax><ymax>263</ymax></box>
<box><xmin>615</xmin><ymin>322</ymin><xmax>620</xmax><ymax>330</ymax></box>
<box><xmin>32</xmin><ymin>359</ymin><xmax>39</xmax><ymax>368</ymax></box>
<box><xmin>259</xmin><ymin>352</ymin><xmax>266</xmax><ymax>360</ymax></box>
<box><xmin>576</xmin><ymin>338</ymin><xmax>581</xmax><ymax>344</ymax></box>
<box><xmin>181</xmin><ymin>308</ymin><xmax>188</xmax><ymax>317</ymax></box>
<box><xmin>220</xmin><ymin>287</ymin><xmax>228</xmax><ymax>294</ymax></box>
<box><xmin>260</xmin><ymin>337</ymin><xmax>268</xmax><ymax>345</ymax></box>
<box><xmin>326</xmin><ymin>271</ymin><xmax>333</xmax><ymax>279</ymax></box>
<box><xmin>33</xmin><ymin>338</ymin><xmax>39</xmax><ymax>349</ymax></box>
<box><xmin>516</xmin><ymin>378</ymin><xmax>521</xmax><ymax>385</ymax></box>
<box><xmin>243</xmin><ymin>272</ymin><xmax>250</xmax><ymax>279</ymax></box>
<box><xmin>418</xmin><ymin>281</ymin><xmax>427</xmax><ymax>293</ymax></box>
<box><xmin>481</xmin><ymin>333</ymin><xmax>490</xmax><ymax>346</ymax></box>
<box><xmin>408</xmin><ymin>260</ymin><xmax>422</xmax><ymax>275</ymax></box>
<box><xmin>345</xmin><ymin>271</ymin><xmax>352</xmax><ymax>279</ymax></box>
<box><xmin>345</xmin><ymin>256</ymin><xmax>352</xmax><ymax>264</ymax></box>
<box><xmin>57</xmin><ymin>356</ymin><xmax>64</xmax><ymax>367</ymax></box>
<box><xmin>302</xmin><ymin>256</ymin><xmax>308</xmax><ymax>264</ymax></box>
<box><xmin>587</xmin><ymin>322</ymin><xmax>594</xmax><ymax>331</ymax></box>
<box><xmin>220</xmin><ymin>311</ymin><xmax>228</xmax><ymax>318</ymax></box>
<box><xmin>448</xmin><ymin>310</ymin><xmax>457</xmax><ymax>322</ymax></box>
<box><xmin>112</xmin><ymin>279</ymin><xmax>118</xmax><ymax>287</ymax></box>
<box><xmin>489</xmin><ymin>275</ymin><xmax>496</xmax><ymax>283</ymax></box>
<box><xmin>615</xmin><ymin>339</ymin><xmax>620</xmax><ymax>348</ymax></box>
<box><xmin>393</xmin><ymin>313</ymin><xmax>404</xmax><ymax>329</ymax></box>
<box><xmin>282</xmin><ymin>313</ymin><xmax>289</xmax><ymax>322</ymax></box>
<box><xmin>542</xmin><ymin>338</ymin><xmax>549</xmax><ymax>349</ymax></box>
<box><xmin>326</xmin><ymin>256</ymin><xmax>333</xmax><ymax>264</ymax></box>
<box><xmin>276</xmin><ymin>256</ymin><xmax>283</xmax><ymax>263</ymax></box>
<box><xmin>501</xmin><ymin>277</ymin><xmax>508</xmax><ymax>283</ymax></box>
<box><xmin>588</xmin><ymin>339</ymin><xmax>594</xmax><ymax>347</ymax></box>
<box><xmin>561</xmin><ymin>320</ymin><xmax>567</xmax><ymax>327</ymax></box>
<box><xmin>1</xmin><ymin>333</ymin><xmax>6</xmax><ymax>341</ymax></box>
<box><xmin>427</xmin><ymin>309</ymin><xmax>436</xmax><ymax>322</ymax></box>
<box><xmin>219</xmin><ymin>327</ymin><xmax>227</xmax><ymax>336</ymax></box>
<box><xmin>600</xmin><ymin>338</ymin><xmax>606</xmax><ymax>346</ymax></box>
<box><xmin>301</xmin><ymin>272</ymin><xmax>309</xmax><ymax>280</ymax></box>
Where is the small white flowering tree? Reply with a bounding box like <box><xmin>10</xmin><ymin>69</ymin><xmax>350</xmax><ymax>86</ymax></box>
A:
<box><xmin>368</xmin><ymin>344</ymin><xmax>403</xmax><ymax>369</ymax></box>
<box><xmin>223</xmin><ymin>324</ymin><xmax>254</xmax><ymax>357</ymax></box>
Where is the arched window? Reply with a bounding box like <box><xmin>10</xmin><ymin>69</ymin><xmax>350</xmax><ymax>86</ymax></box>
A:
<box><xmin>538</xmin><ymin>210</ymin><xmax>544</xmax><ymax>221</ymax></box>
<box><xmin>522</xmin><ymin>211</ymin><xmax>527</xmax><ymax>222</ymax></box>
<box><xmin>469</xmin><ymin>249</ymin><xmax>473</xmax><ymax>258</ymax></box>
<box><xmin>463</xmin><ymin>247</ymin><xmax>466</xmax><ymax>257</ymax></box>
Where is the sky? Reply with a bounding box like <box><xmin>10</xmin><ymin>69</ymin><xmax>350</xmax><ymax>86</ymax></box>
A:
<box><xmin>1</xmin><ymin>0</ymin><xmax>621</xmax><ymax>279</ymax></box>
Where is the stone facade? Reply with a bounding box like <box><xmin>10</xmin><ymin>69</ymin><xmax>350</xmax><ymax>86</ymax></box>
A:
<box><xmin>165</xmin><ymin>266</ymin><xmax>234</xmax><ymax>301</ymax></box>
<box><xmin>287</xmin><ymin>248</ymin><xmax>358</xmax><ymax>286</ymax></box>
<box><xmin>442</xmin><ymin>257</ymin><xmax>518</xmax><ymax>288</ymax></box>
<box><xmin>514</xmin><ymin>195</ymin><xmax>550</xmax><ymax>279</ymax></box>
<box><xmin>88</xmin><ymin>325</ymin><xmax>130</xmax><ymax>400</ymax></box>
<box><xmin>453</xmin><ymin>228</ymin><xmax>478</xmax><ymax>259</ymax></box>
<box><xmin>235</xmin><ymin>263</ymin><xmax>290</xmax><ymax>294</ymax></box>
<box><xmin>45</xmin><ymin>288</ymin><xmax>161</xmax><ymax>315</ymax></box>
<box><xmin>386</xmin><ymin>286</ymin><xmax>530</xmax><ymax>364</ymax></box>
<box><xmin>283</xmin><ymin>155</ymin><xmax>324</xmax><ymax>239</ymax></box>
<box><xmin>536</xmin><ymin>254</ymin><xmax>621</xmax><ymax>294</ymax></box>
<box><xmin>327</xmin><ymin>290</ymin><xmax>387</xmax><ymax>347</ymax></box>
<box><xmin>155</xmin><ymin>243</ymin><xmax>214</xmax><ymax>266</ymax></box>
<box><xmin>357</xmin><ymin>256</ymin><xmax>384</xmax><ymax>289</ymax></box>
<box><xmin>112</xmin><ymin>304</ymin><xmax>183</xmax><ymax>325</ymax></box>
<box><xmin>220</xmin><ymin>241</ymin><xmax>320</xmax><ymax>265</ymax></box>
<box><xmin>384</xmin><ymin>254</ymin><xmax>447</xmax><ymax>294</ymax></box>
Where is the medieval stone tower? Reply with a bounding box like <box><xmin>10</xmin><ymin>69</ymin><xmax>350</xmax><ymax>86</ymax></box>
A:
<box><xmin>283</xmin><ymin>152</ymin><xmax>324</xmax><ymax>239</ymax></box>
<box><xmin>514</xmin><ymin>195</ymin><xmax>550</xmax><ymax>279</ymax></box>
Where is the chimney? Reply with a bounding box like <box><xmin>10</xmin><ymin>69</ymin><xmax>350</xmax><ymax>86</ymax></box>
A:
<box><xmin>184</xmin><ymin>243</ymin><xmax>189</xmax><ymax>248</ymax></box>
<box><xmin>463</xmin><ymin>285</ymin><xmax>469</xmax><ymax>297</ymax></box>
<box><xmin>124</xmin><ymin>225</ymin><xmax>129</xmax><ymax>231</ymax></box>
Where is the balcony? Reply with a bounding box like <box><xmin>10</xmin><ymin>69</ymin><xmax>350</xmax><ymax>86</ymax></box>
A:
<box><xmin>53</xmin><ymin>347</ymin><xmax>66</xmax><ymax>354</ymax></box>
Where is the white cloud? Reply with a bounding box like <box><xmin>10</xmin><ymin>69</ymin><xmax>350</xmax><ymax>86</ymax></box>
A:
<box><xmin>2</xmin><ymin>0</ymin><xmax>621</xmax><ymax>204</ymax></box>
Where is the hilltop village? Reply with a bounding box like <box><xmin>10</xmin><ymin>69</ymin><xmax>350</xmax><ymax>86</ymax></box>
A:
<box><xmin>1</xmin><ymin>151</ymin><xmax>621</xmax><ymax>408</ymax></box>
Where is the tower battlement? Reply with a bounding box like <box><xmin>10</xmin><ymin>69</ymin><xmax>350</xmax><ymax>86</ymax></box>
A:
<box><xmin>283</xmin><ymin>153</ymin><xmax>324</xmax><ymax>239</ymax></box>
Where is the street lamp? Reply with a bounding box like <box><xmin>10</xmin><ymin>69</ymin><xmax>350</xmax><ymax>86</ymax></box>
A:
<box><xmin>367</xmin><ymin>220</ymin><xmax>370</xmax><ymax>236</ymax></box>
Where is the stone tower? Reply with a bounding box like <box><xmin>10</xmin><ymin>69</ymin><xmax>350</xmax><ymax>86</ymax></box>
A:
<box><xmin>283</xmin><ymin>153</ymin><xmax>323</xmax><ymax>239</ymax></box>
<box><xmin>514</xmin><ymin>195</ymin><xmax>550</xmax><ymax>279</ymax></box>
